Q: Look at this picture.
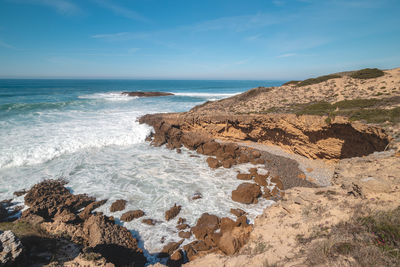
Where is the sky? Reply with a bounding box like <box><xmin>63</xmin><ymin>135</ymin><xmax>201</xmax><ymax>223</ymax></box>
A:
<box><xmin>0</xmin><ymin>0</ymin><xmax>399</xmax><ymax>79</ymax></box>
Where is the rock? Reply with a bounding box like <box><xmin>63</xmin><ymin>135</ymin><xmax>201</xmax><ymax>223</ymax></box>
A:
<box><xmin>82</xmin><ymin>214</ymin><xmax>146</xmax><ymax>266</ymax></box>
<box><xmin>201</xmin><ymin>141</ymin><xmax>221</xmax><ymax>155</ymax></box>
<box><xmin>109</xmin><ymin>199</ymin><xmax>126</xmax><ymax>212</ymax></box>
<box><xmin>177</xmin><ymin>217</ymin><xmax>186</xmax><ymax>225</ymax></box>
<box><xmin>251</xmin><ymin>150</ymin><xmax>261</xmax><ymax>158</ymax></box>
<box><xmin>249</xmin><ymin>168</ymin><xmax>258</xmax><ymax>175</ymax></box>
<box><xmin>161</xmin><ymin>239</ymin><xmax>184</xmax><ymax>256</ymax></box>
<box><xmin>121</xmin><ymin>91</ymin><xmax>174</xmax><ymax>97</ymax></box>
<box><xmin>54</xmin><ymin>209</ymin><xmax>77</xmax><ymax>223</ymax></box>
<box><xmin>24</xmin><ymin>179</ymin><xmax>95</xmax><ymax>220</ymax></box>
<box><xmin>251</xmin><ymin>158</ymin><xmax>265</xmax><ymax>165</ymax></box>
<box><xmin>263</xmin><ymin>188</ymin><xmax>273</xmax><ymax>199</ymax></box>
<box><xmin>13</xmin><ymin>189</ymin><xmax>27</xmax><ymax>197</ymax></box>
<box><xmin>142</xmin><ymin>219</ymin><xmax>156</xmax><ymax>225</ymax></box>
<box><xmin>230</xmin><ymin>208</ymin><xmax>246</xmax><ymax>217</ymax></box>
<box><xmin>217</xmin><ymin>225</ymin><xmax>252</xmax><ymax>255</ymax></box>
<box><xmin>176</xmin><ymin>224</ymin><xmax>190</xmax><ymax>230</ymax></box>
<box><xmin>167</xmin><ymin>249</ymin><xmax>184</xmax><ymax>267</ymax></box>
<box><xmin>0</xmin><ymin>204</ymin><xmax>8</xmax><ymax>222</ymax></box>
<box><xmin>181</xmin><ymin>132</ymin><xmax>207</xmax><ymax>150</ymax></box>
<box><xmin>120</xmin><ymin>210</ymin><xmax>145</xmax><ymax>222</ymax></box>
<box><xmin>176</xmin><ymin>148</ymin><xmax>182</xmax><ymax>153</ymax></box>
<box><xmin>79</xmin><ymin>199</ymin><xmax>107</xmax><ymax>220</ymax></box>
<box><xmin>178</xmin><ymin>231</ymin><xmax>191</xmax><ymax>239</ymax></box>
<box><xmin>222</xmin><ymin>158</ymin><xmax>235</xmax><ymax>168</ymax></box>
<box><xmin>19</xmin><ymin>211</ymin><xmax>45</xmax><ymax>225</ymax></box>
<box><xmin>191</xmin><ymin>213</ymin><xmax>220</xmax><ymax>240</ymax></box>
<box><xmin>0</xmin><ymin>230</ymin><xmax>24</xmax><ymax>266</ymax></box>
<box><xmin>237</xmin><ymin>154</ymin><xmax>249</xmax><ymax>164</ymax></box>
<box><xmin>192</xmin><ymin>192</ymin><xmax>202</xmax><ymax>200</ymax></box>
<box><xmin>271</xmin><ymin>176</ymin><xmax>284</xmax><ymax>190</ymax></box>
<box><xmin>254</xmin><ymin>174</ymin><xmax>268</xmax><ymax>186</ymax></box>
<box><xmin>165</xmin><ymin>204</ymin><xmax>181</xmax><ymax>221</ymax></box>
<box><xmin>206</xmin><ymin>157</ymin><xmax>221</xmax><ymax>169</ymax></box>
<box><xmin>236</xmin><ymin>173</ymin><xmax>252</xmax><ymax>180</ymax></box>
<box><xmin>231</xmin><ymin>183</ymin><xmax>261</xmax><ymax>204</ymax></box>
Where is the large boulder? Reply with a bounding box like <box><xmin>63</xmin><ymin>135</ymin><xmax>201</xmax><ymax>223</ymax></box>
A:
<box><xmin>120</xmin><ymin>210</ymin><xmax>145</xmax><ymax>222</ymax></box>
<box><xmin>206</xmin><ymin>157</ymin><xmax>221</xmax><ymax>169</ymax></box>
<box><xmin>231</xmin><ymin>183</ymin><xmax>261</xmax><ymax>204</ymax></box>
<box><xmin>0</xmin><ymin>231</ymin><xmax>24</xmax><ymax>266</ymax></box>
<box><xmin>191</xmin><ymin>213</ymin><xmax>220</xmax><ymax>240</ymax></box>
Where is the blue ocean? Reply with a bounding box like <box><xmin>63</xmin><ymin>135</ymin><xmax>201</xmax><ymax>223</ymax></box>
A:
<box><xmin>0</xmin><ymin>79</ymin><xmax>282</xmax><ymax>255</ymax></box>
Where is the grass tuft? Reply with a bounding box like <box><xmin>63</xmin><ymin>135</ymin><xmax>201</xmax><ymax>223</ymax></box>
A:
<box><xmin>350</xmin><ymin>68</ymin><xmax>385</xmax><ymax>79</ymax></box>
<box><xmin>297</xmin><ymin>74</ymin><xmax>341</xmax><ymax>87</ymax></box>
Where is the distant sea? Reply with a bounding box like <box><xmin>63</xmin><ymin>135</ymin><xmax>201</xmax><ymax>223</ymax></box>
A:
<box><xmin>0</xmin><ymin>79</ymin><xmax>283</xmax><ymax>258</ymax></box>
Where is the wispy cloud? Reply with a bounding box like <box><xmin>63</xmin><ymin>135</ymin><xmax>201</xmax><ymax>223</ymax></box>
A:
<box><xmin>91</xmin><ymin>32</ymin><xmax>149</xmax><ymax>41</ymax></box>
<box><xmin>277</xmin><ymin>53</ymin><xmax>297</xmax><ymax>58</ymax></box>
<box><xmin>10</xmin><ymin>0</ymin><xmax>81</xmax><ymax>15</ymax></box>
<box><xmin>93</xmin><ymin>0</ymin><xmax>149</xmax><ymax>22</ymax></box>
<box><xmin>0</xmin><ymin>39</ymin><xmax>16</xmax><ymax>49</ymax></box>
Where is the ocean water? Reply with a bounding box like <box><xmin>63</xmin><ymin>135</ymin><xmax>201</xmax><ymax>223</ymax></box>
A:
<box><xmin>0</xmin><ymin>79</ymin><xmax>282</xmax><ymax>257</ymax></box>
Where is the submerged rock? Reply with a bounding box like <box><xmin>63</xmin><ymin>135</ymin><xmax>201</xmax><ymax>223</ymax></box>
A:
<box><xmin>109</xmin><ymin>199</ymin><xmax>126</xmax><ymax>212</ymax></box>
<box><xmin>121</xmin><ymin>91</ymin><xmax>174</xmax><ymax>97</ymax></box>
<box><xmin>165</xmin><ymin>204</ymin><xmax>181</xmax><ymax>221</ymax></box>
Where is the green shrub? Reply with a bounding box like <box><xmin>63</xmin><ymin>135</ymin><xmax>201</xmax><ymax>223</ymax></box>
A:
<box><xmin>350</xmin><ymin>68</ymin><xmax>384</xmax><ymax>79</ymax></box>
<box><xmin>298</xmin><ymin>74</ymin><xmax>341</xmax><ymax>87</ymax></box>
<box><xmin>282</xmin><ymin>80</ymin><xmax>300</xmax><ymax>86</ymax></box>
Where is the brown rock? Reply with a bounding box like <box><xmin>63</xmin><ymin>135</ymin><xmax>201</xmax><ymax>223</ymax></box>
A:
<box><xmin>271</xmin><ymin>176</ymin><xmax>284</xmax><ymax>190</ymax></box>
<box><xmin>167</xmin><ymin>249</ymin><xmax>184</xmax><ymax>267</ymax></box>
<box><xmin>230</xmin><ymin>208</ymin><xmax>246</xmax><ymax>217</ymax></box>
<box><xmin>165</xmin><ymin>204</ymin><xmax>181</xmax><ymax>221</ymax></box>
<box><xmin>82</xmin><ymin>214</ymin><xmax>146</xmax><ymax>266</ymax></box>
<box><xmin>251</xmin><ymin>158</ymin><xmax>265</xmax><ymax>165</ymax></box>
<box><xmin>298</xmin><ymin>173</ymin><xmax>306</xmax><ymax>179</ymax></box>
<box><xmin>222</xmin><ymin>158</ymin><xmax>235</xmax><ymax>168</ymax></box>
<box><xmin>237</xmin><ymin>154</ymin><xmax>249</xmax><ymax>164</ymax></box>
<box><xmin>24</xmin><ymin>179</ymin><xmax>95</xmax><ymax>220</ymax></box>
<box><xmin>178</xmin><ymin>231</ymin><xmax>192</xmax><ymax>239</ymax></box>
<box><xmin>54</xmin><ymin>209</ymin><xmax>77</xmax><ymax>223</ymax></box>
<box><xmin>217</xmin><ymin>225</ymin><xmax>252</xmax><ymax>255</ymax></box>
<box><xmin>122</xmin><ymin>91</ymin><xmax>174</xmax><ymax>97</ymax></box>
<box><xmin>142</xmin><ymin>219</ymin><xmax>155</xmax><ymax>225</ymax></box>
<box><xmin>236</xmin><ymin>173</ymin><xmax>252</xmax><ymax>180</ymax></box>
<box><xmin>176</xmin><ymin>224</ymin><xmax>190</xmax><ymax>230</ymax></box>
<box><xmin>206</xmin><ymin>157</ymin><xmax>221</xmax><ymax>169</ymax></box>
<box><xmin>202</xmin><ymin>141</ymin><xmax>221</xmax><ymax>155</ymax></box>
<box><xmin>177</xmin><ymin>217</ymin><xmax>186</xmax><ymax>224</ymax></box>
<box><xmin>249</xmin><ymin>168</ymin><xmax>258</xmax><ymax>175</ymax></box>
<box><xmin>120</xmin><ymin>210</ymin><xmax>145</xmax><ymax>222</ymax></box>
<box><xmin>192</xmin><ymin>192</ymin><xmax>202</xmax><ymax>200</ymax></box>
<box><xmin>109</xmin><ymin>199</ymin><xmax>126</xmax><ymax>212</ymax></box>
<box><xmin>13</xmin><ymin>189</ymin><xmax>27</xmax><ymax>197</ymax></box>
<box><xmin>161</xmin><ymin>239</ymin><xmax>184</xmax><ymax>255</ymax></box>
<box><xmin>263</xmin><ymin>188</ymin><xmax>273</xmax><ymax>199</ymax></box>
<box><xmin>79</xmin><ymin>199</ymin><xmax>107</xmax><ymax>220</ymax></box>
<box><xmin>251</xmin><ymin>150</ymin><xmax>261</xmax><ymax>158</ymax></box>
<box><xmin>254</xmin><ymin>174</ymin><xmax>268</xmax><ymax>186</ymax></box>
<box><xmin>231</xmin><ymin>183</ymin><xmax>261</xmax><ymax>204</ymax></box>
<box><xmin>191</xmin><ymin>213</ymin><xmax>220</xmax><ymax>240</ymax></box>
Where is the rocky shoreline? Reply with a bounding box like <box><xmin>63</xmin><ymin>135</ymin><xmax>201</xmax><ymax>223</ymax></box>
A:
<box><xmin>1</xmin><ymin>68</ymin><xmax>399</xmax><ymax>266</ymax></box>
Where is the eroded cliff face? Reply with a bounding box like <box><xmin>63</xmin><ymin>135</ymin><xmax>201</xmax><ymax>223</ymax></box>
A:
<box><xmin>139</xmin><ymin>113</ymin><xmax>389</xmax><ymax>160</ymax></box>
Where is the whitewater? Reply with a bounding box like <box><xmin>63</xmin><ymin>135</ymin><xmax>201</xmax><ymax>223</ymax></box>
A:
<box><xmin>0</xmin><ymin>79</ymin><xmax>282</xmax><ymax>256</ymax></box>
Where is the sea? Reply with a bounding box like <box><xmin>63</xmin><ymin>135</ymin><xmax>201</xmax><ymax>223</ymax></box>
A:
<box><xmin>0</xmin><ymin>79</ymin><xmax>283</xmax><ymax>260</ymax></box>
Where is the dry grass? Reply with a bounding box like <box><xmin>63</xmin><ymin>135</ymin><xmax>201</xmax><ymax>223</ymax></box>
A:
<box><xmin>302</xmin><ymin>206</ymin><xmax>400</xmax><ymax>266</ymax></box>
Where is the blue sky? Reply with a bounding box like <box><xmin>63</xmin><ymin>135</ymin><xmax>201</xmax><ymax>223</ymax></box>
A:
<box><xmin>0</xmin><ymin>0</ymin><xmax>399</xmax><ymax>79</ymax></box>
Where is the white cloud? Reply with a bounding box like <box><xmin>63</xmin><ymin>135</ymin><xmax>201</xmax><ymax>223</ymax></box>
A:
<box><xmin>277</xmin><ymin>53</ymin><xmax>297</xmax><ymax>58</ymax></box>
<box><xmin>11</xmin><ymin>0</ymin><xmax>81</xmax><ymax>15</ymax></box>
<box><xmin>93</xmin><ymin>0</ymin><xmax>149</xmax><ymax>22</ymax></box>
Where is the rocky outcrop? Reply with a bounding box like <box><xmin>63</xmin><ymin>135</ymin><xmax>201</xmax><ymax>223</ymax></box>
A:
<box><xmin>122</xmin><ymin>91</ymin><xmax>174</xmax><ymax>97</ymax></box>
<box><xmin>231</xmin><ymin>183</ymin><xmax>262</xmax><ymax>204</ymax></box>
<box><xmin>0</xmin><ymin>230</ymin><xmax>24</xmax><ymax>266</ymax></box>
<box><xmin>19</xmin><ymin>180</ymin><xmax>146</xmax><ymax>266</ymax></box>
<box><xmin>139</xmin><ymin>113</ymin><xmax>389</xmax><ymax>160</ymax></box>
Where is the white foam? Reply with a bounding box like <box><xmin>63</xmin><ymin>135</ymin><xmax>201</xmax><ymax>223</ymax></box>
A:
<box><xmin>78</xmin><ymin>92</ymin><xmax>135</xmax><ymax>101</ymax></box>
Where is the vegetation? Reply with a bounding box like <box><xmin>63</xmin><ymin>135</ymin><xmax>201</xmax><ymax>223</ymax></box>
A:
<box><xmin>282</xmin><ymin>80</ymin><xmax>300</xmax><ymax>86</ymax></box>
<box><xmin>350</xmin><ymin>68</ymin><xmax>385</xmax><ymax>79</ymax></box>
<box><xmin>297</xmin><ymin>74</ymin><xmax>341</xmax><ymax>87</ymax></box>
<box><xmin>303</xmin><ymin>206</ymin><xmax>400</xmax><ymax>266</ymax></box>
<box><xmin>294</xmin><ymin>98</ymin><xmax>400</xmax><ymax>123</ymax></box>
